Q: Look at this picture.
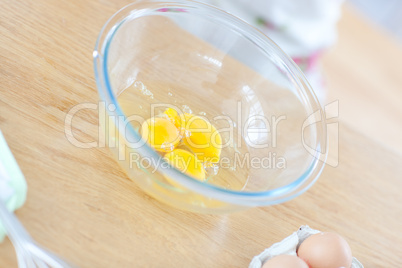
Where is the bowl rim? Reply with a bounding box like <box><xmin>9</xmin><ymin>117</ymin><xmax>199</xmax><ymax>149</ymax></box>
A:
<box><xmin>93</xmin><ymin>0</ymin><xmax>328</xmax><ymax>207</ymax></box>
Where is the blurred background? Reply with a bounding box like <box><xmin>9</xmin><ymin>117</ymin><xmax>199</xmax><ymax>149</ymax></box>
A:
<box><xmin>350</xmin><ymin>0</ymin><xmax>402</xmax><ymax>42</ymax></box>
<box><xmin>321</xmin><ymin>1</ymin><xmax>402</xmax><ymax>156</ymax></box>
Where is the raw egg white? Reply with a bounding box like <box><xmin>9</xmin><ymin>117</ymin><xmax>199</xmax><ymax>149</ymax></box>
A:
<box><xmin>262</xmin><ymin>255</ymin><xmax>308</xmax><ymax>268</ymax></box>
<box><xmin>297</xmin><ymin>232</ymin><xmax>353</xmax><ymax>268</ymax></box>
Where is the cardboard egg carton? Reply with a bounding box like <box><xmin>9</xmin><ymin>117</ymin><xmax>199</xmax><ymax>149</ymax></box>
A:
<box><xmin>249</xmin><ymin>225</ymin><xmax>363</xmax><ymax>268</ymax></box>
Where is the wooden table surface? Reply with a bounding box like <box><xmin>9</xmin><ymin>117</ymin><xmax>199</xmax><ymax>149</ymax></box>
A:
<box><xmin>1</xmin><ymin>1</ymin><xmax>401</xmax><ymax>267</ymax></box>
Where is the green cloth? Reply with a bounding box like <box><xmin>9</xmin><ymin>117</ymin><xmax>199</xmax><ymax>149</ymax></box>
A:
<box><xmin>0</xmin><ymin>130</ymin><xmax>27</xmax><ymax>242</ymax></box>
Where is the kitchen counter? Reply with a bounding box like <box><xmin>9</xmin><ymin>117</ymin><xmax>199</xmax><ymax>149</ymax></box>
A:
<box><xmin>0</xmin><ymin>1</ymin><xmax>401</xmax><ymax>267</ymax></box>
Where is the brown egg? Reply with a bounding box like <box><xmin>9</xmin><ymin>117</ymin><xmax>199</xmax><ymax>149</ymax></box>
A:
<box><xmin>297</xmin><ymin>232</ymin><xmax>353</xmax><ymax>268</ymax></box>
<box><xmin>262</xmin><ymin>255</ymin><xmax>309</xmax><ymax>268</ymax></box>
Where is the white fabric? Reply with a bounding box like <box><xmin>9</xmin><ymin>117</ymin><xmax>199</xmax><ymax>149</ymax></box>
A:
<box><xmin>198</xmin><ymin>0</ymin><xmax>344</xmax><ymax>102</ymax></box>
<box><xmin>200</xmin><ymin>0</ymin><xmax>344</xmax><ymax>57</ymax></box>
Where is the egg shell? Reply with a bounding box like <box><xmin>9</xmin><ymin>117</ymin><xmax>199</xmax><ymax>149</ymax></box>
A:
<box><xmin>297</xmin><ymin>232</ymin><xmax>353</xmax><ymax>268</ymax></box>
<box><xmin>248</xmin><ymin>226</ymin><xmax>363</xmax><ymax>268</ymax></box>
<box><xmin>262</xmin><ymin>255</ymin><xmax>308</xmax><ymax>268</ymax></box>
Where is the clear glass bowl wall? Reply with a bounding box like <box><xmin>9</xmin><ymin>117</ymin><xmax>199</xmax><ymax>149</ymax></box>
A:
<box><xmin>94</xmin><ymin>1</ymin><xmax>327</xmax><ymax>213</ymax></box>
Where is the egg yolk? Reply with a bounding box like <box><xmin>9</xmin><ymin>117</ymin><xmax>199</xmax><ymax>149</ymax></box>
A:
<box><xmin>164</xmin><ymin>108</ymin><xmax>180</xmax><ymax>126</ymax></box>
<box><xmin>178</xmin><ymin>113</ymin><xmax>222</xmax><ymax>163</ymax></box>
<box><xmin>163</xmin><ymin>149</ymin><xmax>206</xmax><ymax>187</ymax></box>
<box><xmin>140</xmin><ymin>117</ymin><xmax>181</xmax><ymax>152</ymax></box>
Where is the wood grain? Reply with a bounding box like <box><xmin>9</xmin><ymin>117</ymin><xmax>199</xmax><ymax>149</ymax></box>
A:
<box><xmin>323</xmin><ymin>6</ymin><xmax>402</xmax><ymax>154</ymax></box>
<box><xmin>0</xmin><ymin>1</ymin><xmax>401</xmax><ymax>267</ymax></box>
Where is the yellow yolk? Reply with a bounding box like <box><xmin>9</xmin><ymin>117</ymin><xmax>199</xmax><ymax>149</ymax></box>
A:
<box><xmin>164</xmin><ymin>108</ymin><xmax>180</xmax><ymax>126</ymax></box>
<box><xmin>163</xmin><ymin>149</ymin><xmax>206</xmax><ymax>187</ymax></box>
<box><xmin>177</xmin><ymin>113</ymin><xmax>222</xmax><ymax>163</ymax></box>
<box><xmin>140</xmin><ymin>117</ymin><xmax>181</xmax><ymax>152</ymax></box>
<box><xmin>163</xmin><ymin>108</ymin><xmax>185</xmax><ymax>137</ymax></box>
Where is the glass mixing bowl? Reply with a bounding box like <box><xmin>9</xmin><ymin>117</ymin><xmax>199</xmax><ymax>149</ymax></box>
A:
<box><xmin>94</xmin><ymin>0</ymin><xmax>327</xmax><ymax>213</ymax></box>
